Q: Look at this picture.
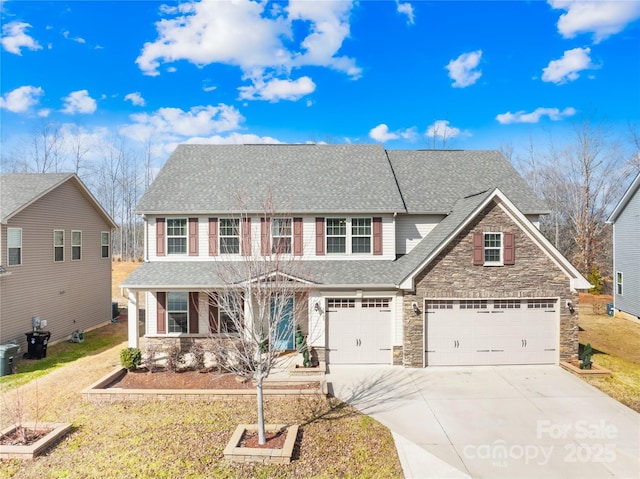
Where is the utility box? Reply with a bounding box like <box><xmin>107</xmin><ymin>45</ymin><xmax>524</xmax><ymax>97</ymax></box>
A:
<box><xmin>0</xmin><ymin>344</ymin><xmax>20</xmax><ymax>376</ymax></box>
<box><xmin>24</xmin><ymin>331</ymin><xmax>51</xmax><ymax>360</ymax></box>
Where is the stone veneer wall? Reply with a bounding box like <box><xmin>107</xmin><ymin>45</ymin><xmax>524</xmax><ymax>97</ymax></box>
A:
<box><xmin>402</xmin><ymin>200</ymin><xmax>580</xmax><ymax>368</ymax></box>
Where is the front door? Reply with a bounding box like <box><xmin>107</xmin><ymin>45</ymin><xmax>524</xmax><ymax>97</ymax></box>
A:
<box><xmin>271</xmin><ymin>296</ymin><xmax>294</xmax><ymax>350</ymax></box>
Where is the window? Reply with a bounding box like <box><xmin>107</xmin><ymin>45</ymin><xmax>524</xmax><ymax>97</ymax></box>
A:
<box><xmin>362</xmin><ymin>298</ymin><xmax>390</xmax><ymax>308</ymax></box>
<box><xmin>167</xmin><ymin>218</ymin><xmax>187</xmax><ymax>254</ymax></box>
<box><xmin>484</xmin><ymin>233</ymin><xmax>502</xmax><ymax>264</ymax></box>
<box><xmin>616</xmin><ymin>272</ymin><xmax>623</xmax><ymax>295</ymax></box>
<box><xmin>272</xmin><ymin>218</ymin><xmax>292</xmax><ymax>254</ymax></box>
<box><xmin>493</xmin><ymin>299</ymin><xmax>521</xmax><ymax>309</ymax></box>
<box><xmin>218</xmin><ymin>293</ymin><xmax>242</xmax><ymax>333</ymax></box>
<box><xmin>101</xmin><ymin>232</ymin><xmax>110</xmax><ymax>258</ymax></box>
<box><xmin>527</xmin><ymin>299</ymin><xmax>555</xmax><ymax>309</ymax></box>
<box><xmin>460</xmin><ymin>300</ymin><xmax>488</xmax><ymax>309</ymax></box>
<box><xmin>425</xmin><ymin>300</ymin><xmax>454</xmax><ymax>310</ymax></box>
<box><xmin>326</xmin><ymin>218</ymin><xmax>347</xmax><ymax>253</ymax></box>
<box><xmin>7</xmin><ymin>228</ymin><xmax>22</xmax><ymax>266</ymax></box>
<box><xmin>54</xmin><ymin>230</ymin><xmax>64</xmax><ymax>262</ymax></box>
<box><xmin>327</xmin><ymin>298</ymin><xmax>355</xmax><ymax>308</ymax></box>
<box><xmin>71</xmin><ymin>230</ymin><xmax>82</xmax><ymax>260</ymax></box>
<box><xmin>351</xmin><ymin>218</ymin><xmax>371</xmax><ymax>253</ymax></box>
<box><xmin>220</xmin><ymin>218</ymin><xmax>240</xmax><ymax>254</ymax></box>
<box><xmin>167</xmin><ymin>292</ymin><xmax>188</xmax><ymax>333</ymax></box>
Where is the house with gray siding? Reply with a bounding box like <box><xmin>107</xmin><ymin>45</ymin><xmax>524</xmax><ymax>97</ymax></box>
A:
<box><xmin>0</xmin><ymin>173</ymin><xmax>117</xmax><ymax>351</ymax></box>
<box><xmin>122</xmin><ymin>144</ymin><xmax>590</xmax><ymax>368</ymax></box>
<box><xmin>607</xmin><ymin>172</ymin><xmax>640</xmax><ymax>320</ymax></box>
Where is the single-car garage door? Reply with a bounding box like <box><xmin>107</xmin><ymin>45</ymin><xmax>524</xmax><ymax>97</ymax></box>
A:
<box><xmin>425</xmin><ymin>299</ymin><xmax>558</xmax><ymax>366</ymax></box>
<box><xmin>327</xmin><ymin>298</ymin><xmax>392</xmax><ymax>364</ymax></box>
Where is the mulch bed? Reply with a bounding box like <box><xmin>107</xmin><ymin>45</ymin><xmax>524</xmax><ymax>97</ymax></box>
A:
<box><xmin>109</xmin><ymin>369</ymin><xmax>320</xmax><ymax>390</ymax></box>
<box><xmin>240</xmin><ymin>429</ymin><xmax>288</xmax><ymax>449</ymax></box>
<box><xmin>0</xmin><ymin>428</ymin><xmax>49</xmax><ymax>446</ymax></box>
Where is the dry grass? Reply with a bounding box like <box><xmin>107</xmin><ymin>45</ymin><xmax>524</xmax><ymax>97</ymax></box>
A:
<box><xmin>111</xmin><ymin>260</ymin><xmax>142</xmax><ymax>306</ymax></box>
<box><xmin>578</xmin><ymin>295</ymin><xmax>640</xmax><ymax>413</ymax></box>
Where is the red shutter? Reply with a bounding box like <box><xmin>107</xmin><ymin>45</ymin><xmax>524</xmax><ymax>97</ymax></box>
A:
<box><xmin>189</xmin><ymin>292</ymin><xmax>199</xmax><ymax>333</ymax></box>
<box><xmin>315</xmin><ymin>217</ymin><xmax>325</xmax><ymax>255</ymax></box>
<box><xmin>503</xmin><ymin>233</ymin><xmax>515</xmax><ymax>265</ymax></box>
<box><xmin>208</xmin><ymin>293</ymin><xmax>218</xmax><ymax>333</ymax></box>
<box><xmin>156</xmin><ymin>292</ymin><xmax>166</xmax><ymax>334</ymax></box>
<box><xmin>261</xmin><ymin>217</ymin><xmax>270</xmax><ymax>255</ymax></box>
<box><xmin>372</xmin><ymin>217</ymin><xmax>383</xmax><ymax>255</ymax></box>
<box><xmin>156</xmin><ymin>218</ymin><xmax>165</xmax><ymax>256</ymax></box>
<box><xmin>208</xmin><ymin>218</ymin><xmax>218</xmax><ymax>256</ymax></box>
<box><xmin>473</xmin><ymin>232</ymin><xmax>484</xmax><ymax>266</ymax></box>
<box><xmin>189</xmin><ymin>218</ymin><xmax>199</xmax><ymax>256</ymax></box>
<box><xmin>293</xmin><ymin>217</ymin><xmax>303</xmax><ymax>256</ymax></box>
<box><xmin>241</xmin><ymin>217</ymin><xmax>251</xmax><ymax>256</ymax></box>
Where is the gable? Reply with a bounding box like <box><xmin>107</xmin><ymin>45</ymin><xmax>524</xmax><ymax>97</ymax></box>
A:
<box><xmin>608</xmin><ymin>171</ymin><xmax>640</xmax><ymax>224</ymax></box>
<box><xmin>399</xmin><ymin>189</ymin><xmax>590</xmax><ymax>291</ymax></box>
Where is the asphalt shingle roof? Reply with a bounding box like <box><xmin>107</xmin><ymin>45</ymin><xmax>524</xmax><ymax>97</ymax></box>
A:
<box><xmin>0</xmin><ymin>173</ymin><xmax>74</xmax><ymax>221</ymax></box>
<box><xmin>387</xmin><ymin>150</ymin><xmax>550</xmax><ymax>214</ymax></box>
<box><xmin>136</xmin><ymin>144</ymin><xmax>406</xmax><ymax>214</ymax></box>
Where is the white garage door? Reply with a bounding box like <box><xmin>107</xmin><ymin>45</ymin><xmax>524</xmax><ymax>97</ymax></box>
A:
<box><xmin>425</xmin><ymin>299</ymin><xmax>558</xmax><ymax>366</ymax></box>
<box><xmin>327</xmin><ymin>298</ymin><xmax>392</xmax><ymax>364</ymax></box>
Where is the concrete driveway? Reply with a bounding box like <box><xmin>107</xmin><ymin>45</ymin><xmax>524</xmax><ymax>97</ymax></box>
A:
<box><xmin>327</xmin><ymin>365</ymin><xmax>640</xmax><ymax>479</ymax></box>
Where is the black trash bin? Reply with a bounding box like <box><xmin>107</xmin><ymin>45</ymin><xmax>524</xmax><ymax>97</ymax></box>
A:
<box><xmin>24</xmin><ymin>331</ymin><xmax>51</xmax><ymax>360</ymax></box>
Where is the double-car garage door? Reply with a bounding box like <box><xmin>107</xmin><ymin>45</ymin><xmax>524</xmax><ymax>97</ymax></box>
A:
<box><xmin>425</xmin><ymin>299</ymin><xmax>558</xmax><ymax>366</ymax></box>
<box><xmin>327</xmin><ymin>298</ymin><xmax>392</xmax><ymax>364</ymax></box>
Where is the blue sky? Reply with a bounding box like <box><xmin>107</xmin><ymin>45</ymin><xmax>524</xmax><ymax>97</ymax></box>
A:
<box><xmin>1</xmin><ymin>0</ymin><xmax>639</xmax><ymax>164</ymax></box>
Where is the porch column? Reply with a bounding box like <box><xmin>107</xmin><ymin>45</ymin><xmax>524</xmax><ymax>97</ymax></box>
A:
<box><xmin>127</xmin><ymin>290</ymin><xmax>139</xmax><ymax>348</ymax></box>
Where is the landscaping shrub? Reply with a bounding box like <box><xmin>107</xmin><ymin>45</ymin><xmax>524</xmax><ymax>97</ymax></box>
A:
<box><xmin>120</xmin><ymin>347</ymin><xmax>142</xmax><ymax>371</ymax></box>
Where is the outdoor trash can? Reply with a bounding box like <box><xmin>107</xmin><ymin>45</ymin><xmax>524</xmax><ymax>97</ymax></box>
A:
<box><xmin>606</xmin><ymin>303</ymin><xmax>614</xmax><ymax>317</ymax></box>
<box><xmin>0</xmin><ymin>344</ymin><xmax>19</xmax><ymax>376</ymax></box>
<box><xmin>24</xmin><ymin>331</ymin><xmax>51</xmax><ymax>360</ymax></box>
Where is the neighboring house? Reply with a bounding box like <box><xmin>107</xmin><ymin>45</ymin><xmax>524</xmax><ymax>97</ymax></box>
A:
<box><xmin>0</xmin><ymin>173</ymin><xmax>117</xmax><ymax>350</ymax></box>
<box><xmin>122</xmin><ymin>144</ymin><xmax>590</xmax><ymax>368</ymax></box>
<box><xmin>607</xmin><ymin>171</ymin><xmax>640</xmax><ymax>320</ymax></box>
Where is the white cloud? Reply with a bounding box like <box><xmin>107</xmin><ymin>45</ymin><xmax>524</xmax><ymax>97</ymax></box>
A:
<box><xmin>1</xmin><ymin>21</ymin><xmax>41</xmax><ymax>55</ymax></box>
<box><xmin>446</xmin><ymin>50</ymin><xmax>482</xmax><ymax>88</ymax></box>
<box><xmin>496</xmin><ymin>107</ymin><xmax>577</xmax><ymax>124</ymax></box>
<box><xmin>549</xmin><ymin>0</ymin><xmax>640</xmax><ymax>43</ymax></box>
<box><xmin>238</xmin><ymin>76</ymin><xmax>316</xmax><ymax>102</ymax></box>
<box><xmin>136</xmin><ymin>0</ymin><xmax>359</xmax><ymax>101</ymax></box>
<box><xmin>397</xmin><ymin>2</ymin><xmax>415</xmax><ymax>25</ymax></box>
<box><xmin>0</xmin><ymin>85</ymin><xmax>44</xmax><ymax>112</ymax></box>
<box><xmin>63</xmin><ymin>30</ymin><xmax>86</xmax><ymax>44</ymax></box>
<box><xmin>369</xmin><ymin>123</ymin><xmax>418</xmax><ymax>143</ymax></box>
<box><xmin>62</xmin><ymin>90</ymin><xmax>97</xmax><ymax>114</ymax></box>
<box><xmin>121</xmin><ymin>104</ymin><xmax>244</xmax><ymax>142</ymax></box>
<box><xmin>542</xmin><ymin>47</ymin><xmax>596</xmax><ymax>84</ymax></box>
<box><xmin>124</xmin><ymin>92</ymin><xmax>146</xmax><ymax>106</ymax></box>
<box><xmin>425</xmin><ymin>120</ymin><xmax>462</xmax><ymax>140</ymax></box>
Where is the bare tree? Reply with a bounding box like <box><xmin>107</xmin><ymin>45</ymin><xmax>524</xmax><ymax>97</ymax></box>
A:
<box><xmin>206</xmin><ymin>204</ymin><xmax>315</xmax><ymax>445</ymax></box>
<box><xmin>30</xmin><ymin>120</ymin><xmax>65</xmax><ymax>173</ymax></box>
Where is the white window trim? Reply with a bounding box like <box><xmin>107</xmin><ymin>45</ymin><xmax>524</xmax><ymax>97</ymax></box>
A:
<box><xmin>483</xmin><ymin>232</ymin><xmax>503</xmax><ymax>266</ymax></box>
<box><xmin>166</xmin><ymin>218</ymin><xmax>188</xmax><ymax>255</ymax></box>
<box><xmin>54</xmin><ymin>230</ymin><xmax>64</xmax><ymax>262</ymax></box>
<box><xmin>219</xmin><ymin>218</ymin><xmax>241</xmax><ymax>255</ymax></box>
<box><xmin>71</xmin><ymin>230</ymin><xmax>82</xmax><ymax>261</ymax></box>
<box><xmin>217</xmin><ymin>292</ymin><xmax>243</xmax><ymax>334</ymax></box>
<box><xmin>101</xmin><ymin>231</ymin><xmax>110</xmax><ymax>259</ymax></box>
<box><xmin>7</xmin><ymin>227</ymin><xmax>22</xmax><ymax>266</ymax></box>
<box><xmin>616</xmin><ymin>272</ymin><xmax>623</xmax><ymax>296</ymax></box>
<box><xmin>167</xmin><ymin>291</ymin><xmax>189</xmax><ymax>334</ymax></box>
<box><xmin>271</xmin><ymin>217</ymin><xmax>292</xmax><ymax>254</ymax></box>
<box><xmin>326</xmin><ymin>217</ymin><xmax>373</xmax><ymax>255</ymax></box>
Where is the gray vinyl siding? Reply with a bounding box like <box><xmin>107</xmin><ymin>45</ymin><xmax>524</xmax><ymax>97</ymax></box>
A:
<box><xmin>0</xmin><ymin>180</ymin><xmax>113</xmax><ymax>349</ymax></box>
<box><xmin>395</xmin><ymin>214</ymin><xmax>444</xmax><ymax>255</ymax></box>
<box><xmin>613</xmin><ymin>187</ymin><xmax>640</xmax><ymax>317</ymax></box>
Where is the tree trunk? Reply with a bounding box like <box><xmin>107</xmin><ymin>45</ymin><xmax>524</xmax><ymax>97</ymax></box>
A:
<box><xmin>256</xmin><ymin>379</ymin><xmax>266</xmax><ymax>445</ymax></box>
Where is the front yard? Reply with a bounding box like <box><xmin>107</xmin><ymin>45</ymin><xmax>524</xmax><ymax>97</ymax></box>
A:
<box><xmin>0</xmin><ymin>313</ymin><xmax>402</xmax><ymax>478</ymax></box>
<box><xmin>578</xmin><ymin>297</ymin><xmax>640</xmax><ymax>413</ymax></box>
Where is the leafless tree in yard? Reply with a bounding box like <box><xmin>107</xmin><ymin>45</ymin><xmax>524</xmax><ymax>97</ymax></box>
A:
<box><xmin>205</xmin><ymin>199</ymin><xmax>317</xmax><ymax>445</ymax></box>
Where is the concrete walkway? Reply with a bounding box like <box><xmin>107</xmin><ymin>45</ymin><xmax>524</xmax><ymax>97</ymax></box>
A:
<box><xmin>327</xmin><ymin>365</ymin><xmax>640</xmax><ymax>479</ymax></box>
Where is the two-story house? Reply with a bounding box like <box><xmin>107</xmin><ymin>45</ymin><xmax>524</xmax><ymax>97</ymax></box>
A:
<box><xmin>607</xmin><ymin>171</ymin><xmax>640</xmax><ymax>321</ymax></box>
<box><xmin>0</xmin><ymin>173</ymin><xmax>117</xmax><ymax>350</ymax></box>
<box><xmin>121</xmin><ymin>144</ymin><xmax>590</xmax><ymax>368</ymax></box>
